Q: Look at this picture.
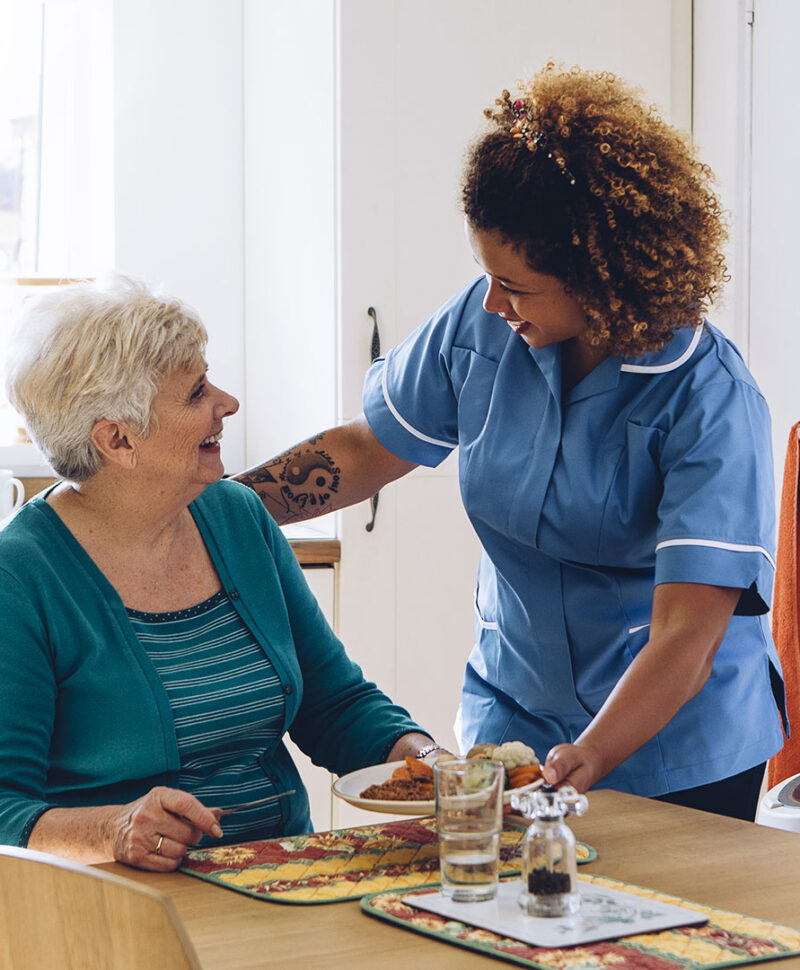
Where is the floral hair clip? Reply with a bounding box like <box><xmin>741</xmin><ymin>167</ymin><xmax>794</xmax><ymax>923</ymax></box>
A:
<box><xmin>502</xmin><ymin>91</ymin><xmax>576</xmax><ymax>187</ymax></box>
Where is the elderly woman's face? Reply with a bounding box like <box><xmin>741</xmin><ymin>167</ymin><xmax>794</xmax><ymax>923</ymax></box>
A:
<box><xmin>137</xmin><ymin>364</ymin><xmax>239</xmax><ymax>490</ymax></box>
<box><xmin>466</xmin><ymin>222</ymin><xmax>587</xmax><ymax>350</ymax></box>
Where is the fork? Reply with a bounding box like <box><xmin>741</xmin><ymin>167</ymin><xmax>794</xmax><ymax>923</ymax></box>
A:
<box><xmin>216</xmin><ymin>789</ymin><xmax>297</xmax><ymax>817</ymax></box>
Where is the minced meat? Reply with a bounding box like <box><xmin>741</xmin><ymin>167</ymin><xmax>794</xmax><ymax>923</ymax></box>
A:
<box><xmin>360</xmin><ymin>778</ymin><xmax>434</xmax><ymax>801</ymax></box>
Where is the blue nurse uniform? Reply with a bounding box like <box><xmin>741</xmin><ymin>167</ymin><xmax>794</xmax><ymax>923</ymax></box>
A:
<box><xmin>363</xmin><ymin>277</ymin><xmax>786</xmax><ymax>797</ymax></box>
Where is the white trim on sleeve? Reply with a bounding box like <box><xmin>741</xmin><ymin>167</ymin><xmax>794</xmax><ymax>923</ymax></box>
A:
<box><xmin>655</xmin><ymin>537</ymin><xmax>776</xmax><ymax>570</ymax></box>
<box><xmin>621</xmin><ymin>326</ymin><xmax>703</xmax><ymax>374</ymax></box>
<box><xmin>381</xmin><ymin>355</ymin><xmax>457</xmax><ymax>450</ymax></box>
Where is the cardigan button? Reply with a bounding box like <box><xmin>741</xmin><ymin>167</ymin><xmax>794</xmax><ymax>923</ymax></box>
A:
<box><xmin>229</xmin><ymin>590</ymin><xmax>240</xmax><ymax>601</ymax></box>
<box><xmin>284</xmin><ymin>685</ymin><xmax>293</xmax><ymax>695</ymax></box>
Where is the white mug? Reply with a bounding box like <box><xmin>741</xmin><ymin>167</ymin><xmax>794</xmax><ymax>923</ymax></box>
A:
<box><xmin>0</xmin><ymin>469</ymin><xmax>24</xmax><ymax>518</ymax></box>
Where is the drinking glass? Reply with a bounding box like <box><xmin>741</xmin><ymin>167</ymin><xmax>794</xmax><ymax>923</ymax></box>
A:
<box><xmin>434</xmin><ymin>758</ymin><xmax>504</xmax><ymax>902</ymax></box>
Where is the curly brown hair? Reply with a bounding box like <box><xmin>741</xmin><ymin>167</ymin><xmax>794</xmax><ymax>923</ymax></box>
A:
<box><xmin>462</xmin><ymin>62</ymin><xmax>728</xmax><ymax>356</ymax></box>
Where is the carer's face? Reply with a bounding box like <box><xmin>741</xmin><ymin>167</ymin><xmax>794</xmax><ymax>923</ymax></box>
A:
<box><xmin>139</xmin><ymin>364</ymin><xmax>239</xmax><ymax>492</ymax></box>
<box><xmin>466</xmin><ymin>222</ymin><xmax>587</xmax><ymax>350</ymax></box>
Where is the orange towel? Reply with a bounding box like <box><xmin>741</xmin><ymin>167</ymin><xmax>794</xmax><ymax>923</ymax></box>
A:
<box><xmin>768</xmin><ymin>421</ymin><xmax>800</xmax><ymax>788</ymax></box>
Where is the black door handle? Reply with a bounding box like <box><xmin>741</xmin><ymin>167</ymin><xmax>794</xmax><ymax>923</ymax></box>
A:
<box><xmin>366</xmin><ymin>306</ymin><xmax>381</xmax><ymax>533</ymax></box>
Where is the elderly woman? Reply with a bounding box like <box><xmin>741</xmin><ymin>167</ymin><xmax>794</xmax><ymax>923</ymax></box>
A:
<box><xmin>0</xmin><ymin>278</ymin><xmax>439</xmax><ymax>871</ymax></box>
<box><xmin>237</xmin><ymin>63</ymin><xmax>786</xmax><ymax>820</ymax></box>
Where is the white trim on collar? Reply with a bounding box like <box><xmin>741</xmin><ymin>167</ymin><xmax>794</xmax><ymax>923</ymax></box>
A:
<box><xmin>620</xmin><ymin>325</ymin><xmax>703</xmax><ymax>374</ymax></box>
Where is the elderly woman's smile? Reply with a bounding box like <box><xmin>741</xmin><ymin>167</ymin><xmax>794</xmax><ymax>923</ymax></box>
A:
<box><xmin>200</xmin><ymin>430</ymin><xmax>223</xmax><ymax>449</ymax></box>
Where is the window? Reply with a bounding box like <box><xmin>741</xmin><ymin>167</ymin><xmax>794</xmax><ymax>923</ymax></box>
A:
<box><xmin>0</xmin><ymin>0</ymin><xmax>113</xmax><ymax>466</ymax></box>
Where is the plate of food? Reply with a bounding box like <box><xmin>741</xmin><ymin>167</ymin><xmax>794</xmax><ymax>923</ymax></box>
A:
<box><xmin>332</xmin><ymin>742</ymin><xmax>544</xmax><ymax>815</ymax></box>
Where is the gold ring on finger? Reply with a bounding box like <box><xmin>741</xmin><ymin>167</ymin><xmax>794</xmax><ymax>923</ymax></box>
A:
<box><xmin>155</xmin><ymin>834</ymin><xmax>164</xmax><ymax>856</ymax></box>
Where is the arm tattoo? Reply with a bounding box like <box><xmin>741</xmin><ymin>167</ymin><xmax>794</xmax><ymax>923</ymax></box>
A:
<box><xmin>237</xmin><ymin>437</ymin><xmax>341</xmax><ymax>523</ymax></box>
<box><xmin>238</xmin><ymin>466</ymin><xmax>279</xmax><ymax>486</ymax></box>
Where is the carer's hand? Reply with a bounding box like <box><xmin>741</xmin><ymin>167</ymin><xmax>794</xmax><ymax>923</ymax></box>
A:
<box><xmin>108</xmin><ymin>786</ymin><xmax>223</xmax><ymax>871</ymax></box>
<box><xmin>541</xmin><ymin>741</ymin><xmax>605</xmax><ymax>794</ymax></box>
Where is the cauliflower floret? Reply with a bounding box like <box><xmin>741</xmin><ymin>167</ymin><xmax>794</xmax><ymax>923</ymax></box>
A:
<box><xmin>490</xmin><ymin>741</ymin><xmax>538</xmax><ymax>770</ymax></box>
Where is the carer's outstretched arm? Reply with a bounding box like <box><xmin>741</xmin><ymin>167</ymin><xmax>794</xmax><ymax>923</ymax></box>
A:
<box><xmin>542</xmin><ymin>581</ymin><xmax>741</xmax><ymax>792</ymax></box>
<box><xmin>234</xmin><ymin>414</ymin><xmax>417</xmax><ymax>525</ymax></box>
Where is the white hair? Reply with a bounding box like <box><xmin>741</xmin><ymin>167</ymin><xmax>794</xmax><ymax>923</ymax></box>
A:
<box><xmin>5</xmin><ymin>276</ymin><xmax>208</xmax><ymax>482</ymax></box>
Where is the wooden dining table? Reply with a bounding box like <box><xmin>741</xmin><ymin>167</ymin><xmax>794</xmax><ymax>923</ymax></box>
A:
<box><xmin>98</xmin><ymin>789</ymin><xmax>800</xmax><ymax>969</ymax></box>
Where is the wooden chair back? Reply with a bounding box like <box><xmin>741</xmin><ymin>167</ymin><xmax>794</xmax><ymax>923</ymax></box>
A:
<box><xmin>0</xmin><ymin>845</ymin><xmax>202</xmax><ymax>970</ymax></box>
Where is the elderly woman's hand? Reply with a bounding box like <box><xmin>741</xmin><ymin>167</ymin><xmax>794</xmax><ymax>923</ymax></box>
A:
<box><xmin>108</xmin><ymin>786</ymin><xmax>223</xmax><ymax>871</ymax></box>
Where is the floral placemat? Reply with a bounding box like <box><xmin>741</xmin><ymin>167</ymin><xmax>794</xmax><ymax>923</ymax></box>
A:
<box><xmin>179</xmin><ymin>815</ymin><xmax>596</xmax><ymax>904</ymax></box>
<box><xmin>361</xmin><ymin>873</ymin><xmax>800</xmax><ymax>968</ymax></box>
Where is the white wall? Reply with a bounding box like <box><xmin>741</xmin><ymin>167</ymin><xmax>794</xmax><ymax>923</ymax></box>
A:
<box><xmin>692</xmin><ymin>0</ymin><xmax>753</xmax><ymax>352</ymax></box>
<box><xmin>113</xmin><ymin>0</ymin><xmax>246</xmax><ymax>472</ymax></box>
<box><xmin>748</xmin><ymin>0</ymin><xmax>800</xmax><ymax>490</ymax></box>
<box><xmin>242</xmin><ymin>0</ymin><xmax>337</xmax><ymax>469</ymax></box>
<box><xmin>694</xmin><ymin>0</ymin><xmax>800</xmax><ymax>501</ymax></box>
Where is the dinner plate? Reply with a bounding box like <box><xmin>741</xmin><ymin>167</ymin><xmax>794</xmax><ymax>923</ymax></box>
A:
<box><xmin>332</xmin><ymin>760</ymin><xmax>544</xmax><ymax>816</ymax></box>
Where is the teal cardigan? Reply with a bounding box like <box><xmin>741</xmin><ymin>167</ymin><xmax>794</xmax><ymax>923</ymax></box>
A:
<box><xmin>0</xmin><ymin>480</ymin><xmax>424</xmax><ymax>845</ymax></box>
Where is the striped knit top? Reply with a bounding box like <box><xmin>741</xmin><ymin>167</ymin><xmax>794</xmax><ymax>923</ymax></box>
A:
<box><xmin>127</xmin><ymin>589</ymin><xmax>288</xmax><ymax>845</ymax></box>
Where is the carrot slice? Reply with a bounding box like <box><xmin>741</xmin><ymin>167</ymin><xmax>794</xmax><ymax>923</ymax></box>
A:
<box><xmin>508</xmin><ymin>765</ymin><xmax>542</xmax><ymax>787</ymax></box>
<box><xmin>405</xmin><ymin>756</ymin><xmax>434</xmax><ymax>780</ymax></box>
<box><xmin>392</xmin><ymin>764</ymin><xmax>412</xmax><ymax>780</ymax></box>
<box><xmin>508</xmin><ymin>764</ymin><xmax>542</xmax><ymax>788</ymax></box>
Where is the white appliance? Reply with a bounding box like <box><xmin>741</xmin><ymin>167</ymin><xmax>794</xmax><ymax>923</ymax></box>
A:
<box><xmin>757</xmin><ymin>772</ymin><xmax>800</xmax><ymax>834</ymax></box>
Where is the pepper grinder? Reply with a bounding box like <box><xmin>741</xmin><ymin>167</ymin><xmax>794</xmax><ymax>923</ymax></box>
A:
<box><xmin>510</xmin><ymin>784</ymin><xmax>588</xmax><ymax>917</ymax></box>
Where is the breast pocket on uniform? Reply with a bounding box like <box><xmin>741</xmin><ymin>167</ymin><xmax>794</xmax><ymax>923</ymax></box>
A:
<box><xmin>451</xmin><ymin>348</ymin><xmax>500</xmax><ymax>448</ymax></box>
<box><xmin>597</xmin><ymin>421</ymin><xmax>665</xmax><ymax>568</ymax></box>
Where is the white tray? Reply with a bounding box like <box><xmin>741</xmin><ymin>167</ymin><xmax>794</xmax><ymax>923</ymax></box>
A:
<box><xmin>403</xmin><ymin>878</ymin><xmax>707</xmax><ymax>948</ymax></box>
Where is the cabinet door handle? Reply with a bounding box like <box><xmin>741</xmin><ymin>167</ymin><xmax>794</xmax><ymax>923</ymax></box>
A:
<box><xmin>365</xmin><ymin>491</ymin><xmax>379</xmax><ymax>533</ymax></box>
<box><xmin>368</xmin><ymin>306</ymin><xmax>381</xmax><ymax>361</ymax></box>
<box><xmin>366</xmin><ymin>306</ymin><xmax>381</xmax><ymax>533</ymax></box>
